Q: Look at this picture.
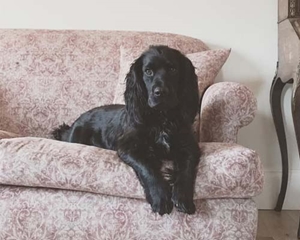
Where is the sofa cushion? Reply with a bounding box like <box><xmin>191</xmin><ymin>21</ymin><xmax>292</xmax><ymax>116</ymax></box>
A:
<box><xmin>113</xmin><ymin>47</ymin><xmax>230</xmax><ymax>139</ymax></box>
<box><xmin>0</xmin><ymin>137</ymin><xmax>263</xmax><ymax>199</ymax></box>
<box><xmin>113</xmin><ymin>47</ymin><xmax>231</xmax><ymax>105</ymax></box>
<box><xmin>0</xmin><ymin>130</ymin><xmax>21</xmax><ymax>140</ymax></box>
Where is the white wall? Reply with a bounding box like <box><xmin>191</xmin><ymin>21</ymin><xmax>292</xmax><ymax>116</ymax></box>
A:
<box><xmin>0</xmin><ymin>0</ymin><xmax>298</xmax><ymax>209</ymax></box>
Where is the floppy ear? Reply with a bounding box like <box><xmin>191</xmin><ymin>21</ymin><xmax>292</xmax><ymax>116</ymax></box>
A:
<box><xmin>178</xmin><ymin>55</ymin><xmax>200</xmax><ymax>125</ymax></box>
<box><xmin>124</xmin><ymin>56</ymin><xmax>149</xmax><ymax>125</ymax></box>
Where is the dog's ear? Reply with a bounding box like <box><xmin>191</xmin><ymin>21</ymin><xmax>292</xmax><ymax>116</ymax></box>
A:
<box><xmin>124</xmin><ymin>56</ymin><xmax>148</xmax><ymax>125</ymax></box>
<box><xmin>178</xmin><ymin>55</ymin><xmax>200</xmax><ymax>125</ymax></box>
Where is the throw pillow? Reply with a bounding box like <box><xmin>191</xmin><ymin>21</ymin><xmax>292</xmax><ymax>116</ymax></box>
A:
<box><xmin>113</xmin><ymin>47</ymin><xmax>231</xmax><ymax>139</ymax></box>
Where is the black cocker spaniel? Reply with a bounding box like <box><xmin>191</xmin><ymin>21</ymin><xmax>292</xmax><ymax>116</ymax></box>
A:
<box><xmin>52</xmin><ymin>45</ymin><xmax>200</xmax><ymax>215</ymax></box>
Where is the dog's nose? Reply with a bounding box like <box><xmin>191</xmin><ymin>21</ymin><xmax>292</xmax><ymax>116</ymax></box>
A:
<box><xmin>153</xmin><ymin>87</ymin><xmax>164</xmax><ymax>97</ymax></box>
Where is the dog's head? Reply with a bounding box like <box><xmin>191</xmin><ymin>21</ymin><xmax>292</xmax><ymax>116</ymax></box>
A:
<box><xmin>125</xmin><ymin>45</ymin><xmax>199</xmax><ymax>124</ymax></box>
<box><xmin>140</xmin><ymin>46</ymin><xmax>183</xmax><ymax>109</ymax></box>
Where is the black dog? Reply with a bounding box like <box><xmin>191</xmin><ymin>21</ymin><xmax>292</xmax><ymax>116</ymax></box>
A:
<box><xmin>52</xmin><ymin>45</ymin><xmax>200</xmax><ymax>215</ymax></box>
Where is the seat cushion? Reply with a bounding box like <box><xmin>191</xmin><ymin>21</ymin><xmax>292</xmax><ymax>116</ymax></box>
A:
<box><xmin>0</xmin><ymin>137</ymin><xmax>263</xmax><ymax>199</ymax></box>
<box><xmin>0</xmin><ymin>130</ymin><xmax>21</xmax><ymax>139</ymax></box>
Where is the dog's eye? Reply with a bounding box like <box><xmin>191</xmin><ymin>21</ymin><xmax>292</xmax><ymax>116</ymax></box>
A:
<box><xmin>170</xmin><ymin>67</ymin><xmax>177</xmax><ymax>73</ymax></box>
<box><xmin>145</xmin><ymin>69</ymin><xmax>153</xmax><ymax>76</ymax></box>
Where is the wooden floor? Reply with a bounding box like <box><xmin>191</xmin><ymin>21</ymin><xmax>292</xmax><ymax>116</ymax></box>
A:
<box><xmin>257</xmin><ymin>210</ymin><xmax>300</xmax><ymax>240</ymax></box>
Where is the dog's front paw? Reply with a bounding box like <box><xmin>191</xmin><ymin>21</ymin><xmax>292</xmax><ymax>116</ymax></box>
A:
<box><xmin>145</xmin><ymin>180</ymin><xmax>173</xmax><ymax>216</ymax></box>
<box><xmin>172</xmin><ymin>184</ymin><xmax>196</xmax><ymax>214</ymax></box>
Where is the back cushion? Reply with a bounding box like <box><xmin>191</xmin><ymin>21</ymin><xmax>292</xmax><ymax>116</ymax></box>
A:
<box><xmin>0</xmin><ymin>30</ymin><xmax>208</xmax><ymax>138</ymax></box>
<box><xmin>113</xmin><ymin>47</ymin><xmax>231</xmax><ymax>140</ymax></box>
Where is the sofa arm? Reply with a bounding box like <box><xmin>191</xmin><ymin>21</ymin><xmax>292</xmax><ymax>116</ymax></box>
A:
<box><xmin>196</xmin><ymin>142</ymin><xmax>263</xmax><ymax>199</ymax></box>
<box><xmin>200</xmin><ymin>82</ymin><xmax>257</xmax><ymax>143</ymax></box>
<box><xmin>0</xmin><ymin>137</ymin><xmax>263</xmax><ymax>200</ymax></box>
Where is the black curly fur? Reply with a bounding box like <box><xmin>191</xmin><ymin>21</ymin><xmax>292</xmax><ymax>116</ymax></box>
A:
<box><xmin>52</xmin><ymin>45</ymin><xmax>200</xmax><ymax>215</ymax></box>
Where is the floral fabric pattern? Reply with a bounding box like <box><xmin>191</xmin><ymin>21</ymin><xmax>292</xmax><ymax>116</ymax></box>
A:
<box><xmin>0</xmin><ymin>137</ymin><xmax>263</xmax><ymax>200</ymax></box>
<box><xmin>0</xmin><ymin>29</ymin><xmax>261</xmax><ymax>239</ymax></box>
<box><xmin>200</xmin><ymin>82</ymin><xmax>257</xmax><ymax>143</ymax></box>
<box><xmin>0</xmin><ymin>29</ymin><xmax>208</xmax><ymax>138</ymax></box>
<box><xmin>0</xmin><ymin>130</ymin><xmax>20</xmax><ymax>139</ymax></box>
<box><xmin>0</xmin><ymin>186</ymin><xmax>258</xmax><ymax>240</ymax></box>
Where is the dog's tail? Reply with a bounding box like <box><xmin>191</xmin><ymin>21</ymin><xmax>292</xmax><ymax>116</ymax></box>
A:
<box><xmin>51</xmin><ymin>123</ymin><xmax>71</xmax><ymax>141</ymax></box>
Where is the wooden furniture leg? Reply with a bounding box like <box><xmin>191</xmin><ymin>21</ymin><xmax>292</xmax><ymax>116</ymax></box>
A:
<box><xmin>297</xmin><ymin>186</ymin><xmax>300</xmax><ymax>239</ymax></box>
<box><xmin>270</xmin><ymin>73</ymin><xmax>291</xmax><ymax>211</ymax></box>
<box><xmin>292</xmin><ymin>79</ymin><xmax>300</xmax><ymax>238</ymax></box>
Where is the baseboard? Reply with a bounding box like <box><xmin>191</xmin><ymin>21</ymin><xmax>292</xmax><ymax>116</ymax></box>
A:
<box><xmin>254</xmin><ymin>170</ymin><xmax>300</xmax><ymax>210</ymax></box>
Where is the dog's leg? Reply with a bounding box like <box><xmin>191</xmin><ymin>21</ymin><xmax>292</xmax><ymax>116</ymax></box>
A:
<box><xmin>171</xmin><ymin>131</ymin><xmax>200</xmax><ymax>214</ymax></box>
<box><xmin>117</xmin><ymin>131</ymin><xmax>173</xmax><ymax>215</ymax></box>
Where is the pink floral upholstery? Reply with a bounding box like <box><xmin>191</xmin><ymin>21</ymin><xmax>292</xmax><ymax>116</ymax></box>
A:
<box><xmin>0</xmin><ymin>137</ymin><xmax>263</xmax><ymax>200</ymax></box>
<box><xmin>188</xmin><ymin>49</ymin><xmax>231</xmax><ymax>96</ymax></box>
<box><xmin>0</xmin><ymin>186</ymin><xmax>257</xmax><ymax>240</ymax></box>
<box><xmin>0</xmin><ymin>130</ymin><xmax>20</xmax><ymax>139</ymax></box>
<box><xmin>0</xmin><ymin>29</ymin><xmax>208</xmax><ymax>138</ymax></box>
<box><xmin>0</xmin><ymin>29</ymin><xmax>262</xmax><ymax>239</ymax></box>
<box><xmin>200</xmin><ymin>82</ymin><xmax>257</xmax><ymax>143</ymax></box>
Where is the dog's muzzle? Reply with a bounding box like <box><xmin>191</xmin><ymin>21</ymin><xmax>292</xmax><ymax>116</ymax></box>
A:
<box><xmin>148</xmin><ymin>87</ymin><xmax>178</xmax><ymax>109</ymax></box>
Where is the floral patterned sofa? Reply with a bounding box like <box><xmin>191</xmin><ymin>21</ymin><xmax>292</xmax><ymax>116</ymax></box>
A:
<box><xmin>0</xmin><ymin>29</ymin><xmax>263</xmax><ymax>240</ymax></box>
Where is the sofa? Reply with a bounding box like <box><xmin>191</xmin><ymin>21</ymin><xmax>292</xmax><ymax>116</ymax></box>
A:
<box><xmin>0</xmin><ymin>29</ymin><xmax>263</xmax><ymax>240</ymax></box>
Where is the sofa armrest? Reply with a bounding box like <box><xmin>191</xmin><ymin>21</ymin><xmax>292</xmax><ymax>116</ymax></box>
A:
<box><xmin>0</xmin><ymin>137</ymin><xmax>263</xmax><ymax>200</ymax></box>
<box><xmin>200</xmin><ymin>82</ymin><xmax>257</xmax><ymax>143</ymax></box>
<box><xmin>197</xmin><ymin>142</ymin><xmax>263</xmax><ymax>199</ymax></box>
